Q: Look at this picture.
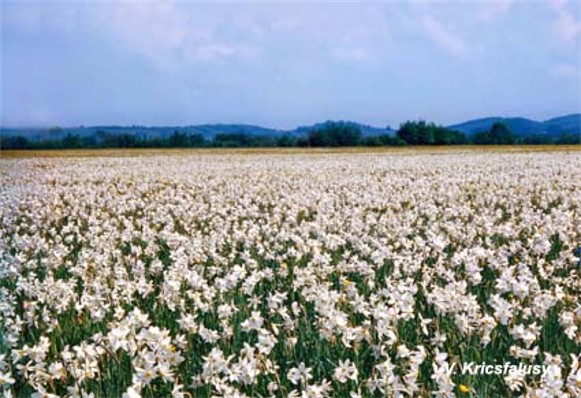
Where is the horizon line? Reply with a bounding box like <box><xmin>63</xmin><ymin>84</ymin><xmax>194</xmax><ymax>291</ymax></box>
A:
<box><xmin>2</xmin><ymin>112</ymin><xmax>580</xmax><ymax>131</ymax></box>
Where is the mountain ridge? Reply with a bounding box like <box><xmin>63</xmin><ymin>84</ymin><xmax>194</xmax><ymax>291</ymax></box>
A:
<box><xmin>2</xmin><ymin>114</ymin><xmax>579</xmax><ymax>140</ymax></box>
<box><xmin>448</xmin><ymin>114</ymin><xmax>580</xmax><ymax>137</ymax></box>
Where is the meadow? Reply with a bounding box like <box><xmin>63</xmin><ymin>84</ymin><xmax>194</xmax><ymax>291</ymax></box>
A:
<box><xmin>0</xmin><ymin>148</ymin><xmax>580</xmax><ymax>397</ymax></box>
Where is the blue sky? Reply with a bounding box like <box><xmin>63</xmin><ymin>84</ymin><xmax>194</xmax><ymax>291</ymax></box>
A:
<box><xmin>2</xmin><ymin>1</ymin><xmax>580</xmax><ymax>129</ymax></box>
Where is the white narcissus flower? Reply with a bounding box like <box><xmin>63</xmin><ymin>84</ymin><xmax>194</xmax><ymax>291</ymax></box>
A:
<box><xmin>241</xmin><ymin>311</ymin><xmax>264</xmax><ymax>332</ymax></box>
<box><xmin>0</xmin><ymin>371</ymin><xmax>15</xmax><ymax>386</ymax></box>
<box><xmin>1</xmin><ymin>151</ymin><xmax>580</xmax><ymax>396</ymax></box>
<box><xmin>122</xmin><ymin>386</ymin><xmax>141</xmax><ymax>398</ymax></box>
<box><xmin>333</xmin><ymin>359</ymin><xmax>358</xmax><ymax>383</ymax></box>
<box><xmin>287</xmin><ymin>362</ymin><xmax>313</xmax><ymax>385</ymax></box>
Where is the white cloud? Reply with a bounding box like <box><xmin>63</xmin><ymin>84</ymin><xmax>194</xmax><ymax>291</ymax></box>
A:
<box><xmin>476</xmin><ymin>0</ymin><xmax>514</xmax><ymax>22</ymax></box>
<box><xmin>329</xmin><ymin>20</ymin><xmax>391</xmax><ymax>66</ymax></box>
<box><xmin>93</xmin><ymin>2</ymin><xmax>395</xmax><ymax>70</ymax></box>
<box><xmin>332</xmin><ymin>47</ymin><xmax>374</xmax><ymax>64</ymax></box>
<box><xmin>422</xmin><ymin>16</ymin><xmax>469</xmax><ymax>57</ymax></box>
<box><xmin>548</xmin><ymin>0</ymin><xmax>581</xmax><ymax>43</ymax></box>
<box><xmin>553</xmin><ymin>63</ymin><xmax>580</xmax><ymax>80</ymax></box>
<box><xmin>103</xmin><ymin>2</ymin><xmax>259</xmax><ymax>68</ymax></box>
<box><xmin>105</xmin><ymin>1</ymin><xmax>188</xmax><ymax>65</ymax></box>
<box><xmin>184</xmin><ymin>42</ymin><xmax>260</xmax><ymax>63</ymax></box>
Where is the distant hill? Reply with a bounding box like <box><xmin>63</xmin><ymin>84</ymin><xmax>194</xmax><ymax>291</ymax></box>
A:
<box><xmin>448</xmin><ymin>114</ymin><xmax>580</xmax><ymax>137</ymax></box>
<box><xmin>0</xmin><ymin>121</ymin><xmax>395</xmax><ymax>141</ymax></box>
<box><xmin>0</xmin><ymin>124</ymin><xmax>284</xmax><ymax>141</ymax></box>
<box><xmin>186</xmin><ymin>124</ymin><xmax>284</xmax><ymax>138</ymax></box>
<box><xmin>542</xmin><ymin>114</ymin><xmax>581</xmax><ymax>137</ymax></box>
<box><xmin>2</xmin><ymin>114</ymin><xmax>578</xmax><ymax>140</ymax></box>
<box><xmin>289</xmin><ymin>121</ymin><xmax>396</xmax><ymax>137</ymax></box>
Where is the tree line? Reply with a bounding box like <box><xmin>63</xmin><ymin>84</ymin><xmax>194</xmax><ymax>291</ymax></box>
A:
<box><xmin>1</xmin><ymin>121</ymin><xmax>579</xmax><ymax>150</ymax></box>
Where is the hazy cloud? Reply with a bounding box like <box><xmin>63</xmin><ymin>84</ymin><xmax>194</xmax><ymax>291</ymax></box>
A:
<box><xmin>102</xmin><ymin>2</ymin><xmax>260</xmax><ymax>68</ymax></box>
<box><xmin>2</xmin><ymin>2</ymin><xmax>579</xmax><ymax>128</ymax></box>
<box><xmin>476</xmin><ymin>0</ymin><xmax>514</xmax><ymax>22</ymax></box>
<box><xmin>421</xmin><ymin>15</ymin><xmax>469</xmax><ymax>57</ymax></box>
<box><xmin>549</xmin><ymin>0</ymin><xmax>581</xmax><ymax>43</ymax></box>
<box><xmin>553</xmin><ymin>63</ymin><xmax>580</xmax><ymax>80</ymax></box>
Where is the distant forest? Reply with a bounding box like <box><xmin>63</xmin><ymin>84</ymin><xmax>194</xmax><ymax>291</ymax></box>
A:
<box><xmin>1</xmin><ymin>120</ymin><xmax>579</xmax><ymax>150</ymax></box>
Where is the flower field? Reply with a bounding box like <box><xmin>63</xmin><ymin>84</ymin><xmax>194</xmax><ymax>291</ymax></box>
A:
<box><xmin>1</xmin><ymin>149</ymin><xmax>580</xmax><ymax>398</ymax></box>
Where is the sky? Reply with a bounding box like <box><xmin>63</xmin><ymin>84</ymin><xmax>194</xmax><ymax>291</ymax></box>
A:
<box><xmin>1</xmin><ymin>0</ymin><xmax>580</xmax><ymax>129</ymax></box>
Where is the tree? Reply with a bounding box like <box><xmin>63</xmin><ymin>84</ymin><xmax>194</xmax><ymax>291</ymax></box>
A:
<box><xmin>364</xmin><ymin>136</ymin><xmax>382</xmax><ymax>146</ymax></box>
<box><xmin>296</xmin><ymin>137</ymin><xmax>310</xmax><ymax>147</ymax></box>
<box><xmin>0</xmin><ymin>135</ymin><xmax>30</xmax><ymax>150</ymax></box>
<box><xmin>82</xmin><ymin>136</ymin><xmax>98</xmax><ymax>148</ymax></box>
<box><xmin>433</xmin><ymin>128</ymin><xmax>466</xmax><ymax>145</ymax></box>
<box><xmin>473</xmin><ymin>122</ymin><xmax>515</xmax><ymax>145</ymax></box>
<box><xmin>373</xmin><ymin>134</ymin><xmax>407</xmax><ymax>146</ymax></box>
<box><xmin>308</xmin><ymin>129</ymin><xmax>331</xmax><ymax>146</ymax></box>
<box><xmin>117</xmin><ymin>134</ymin><xmax>139</xmax><ymax>148</ymax></box>
<box><xmin>554</xmin><ymin>133</ymin><xmax>581</xmax><ymax>145</ymax></box>
<box><xmin>169</xmin><ymin>131</ymin><xmax>189</xmax><ymax>147</ymax></box>
<box><xmin>189</xmin><ymin>133</ymin><xmax>206</xmax><ymax>147</ymax></box>
<box><xmin>473</xmin><ymin>130</ymin><xmax>492</xmax><ymax>145</ymax></box>
<box><xmin>489</xmin><ymin>122</ymin><xmax>515</xmax><ymax>145</ymax></box>
<box><xmin>213</xmin><ymin>132</ymin><xmax>252</xmax><ymax>147</ymax></box>
<box><xmin>307</xmin><ymin>122</ymin><xmax>362</xmax><ymax>147</ymax></box>
<box><xmin>520</xmin><ymin>134</ymin><xmax>550</xmax><ymax>145</ymax></box>
<box><xmin>277</xmin><ymin>134</ymin><xmax>297</xmax><ymax>147</ymax></box>
<box><xmin>252</xmin><ymin>135</ymin><xmax>276</xmax><ymax>147</ymax></box>
<box><xmin>397</xmin><ymin>120</ymin><xmax>434</xmax><ymax>145</ymax></box>
<box><xmin>397</xmin><ymin>121</ymin><xmax>465</xmax><ymax>145</ymax></box>
<box><xmin>62</xmin><ymin>133</ymin><xmax>82</xmax><ymax>149</ymax></box>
